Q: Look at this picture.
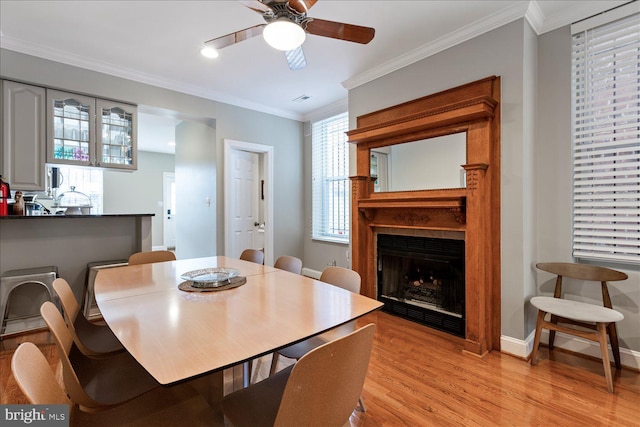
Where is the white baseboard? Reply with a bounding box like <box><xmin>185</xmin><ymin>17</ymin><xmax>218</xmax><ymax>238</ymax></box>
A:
<box><xmin>500</xmin><ymin>330</ymin><xmax>640</xmax><ymax>369</ymax></box>
<box><xmin>301</xmin><ymin>268</ymin><xmax>322</xmax><ymax>279</ymax></box>
<box><xmin>152</xmin><ymin>245</ymin><xmax>167</xmax><ymax>251</ymax></box>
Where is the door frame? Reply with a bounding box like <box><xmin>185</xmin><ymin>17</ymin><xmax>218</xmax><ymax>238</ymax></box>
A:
<box><xmin>224</xmin><ymin>139</ymin><xmax>274</xmax><ymax>266</ymax></box>
<box><xmin>162</xmin><ymin>172</ymin><xmax>176</xmax><ymax>250</ymax></box>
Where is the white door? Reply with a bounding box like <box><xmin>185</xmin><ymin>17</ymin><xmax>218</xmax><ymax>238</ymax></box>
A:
<box><xmin>163</xmin><ymin>172</ymin><xmax>176</xmax><ymax>249</ymax></box>
<box><xmin>229</xmin><ymin>150</ymin><xmax>260</xmax><ymax>259</ymax></box>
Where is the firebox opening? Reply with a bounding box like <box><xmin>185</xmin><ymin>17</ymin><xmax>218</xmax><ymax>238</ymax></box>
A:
<box><xmin>377</xmin><ymin>234</ymin><xmax>465</xmax><ymax>337</ymax></box>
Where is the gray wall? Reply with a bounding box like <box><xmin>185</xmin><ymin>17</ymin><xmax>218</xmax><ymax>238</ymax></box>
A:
<box><xmin>175</xmin><ymin>120</ymin><xmax>216</xmax><ymax>259</ymax></box>
<box><xmin>103</xmin><ymin>151</ymin><xmax>174</xmax><ymax>248</ymax></box>
<box><xmin>0</xmin><ymin>48</ymin><xmax>305</xmax><ymax>266</ymax></box>
<box><xmin>214</xmin><ymin>104</ymin><xmax>304</xmax><ymax>260</ymax></box>
<box><xmin>536</xmin><ymin>27</ymin><xmax>639</xmax><ymax>351</ymax></box>
<box><xmin>346</xmin><ymin>19</ymin><xmax>639</xmax><ymax>352</ymax></box>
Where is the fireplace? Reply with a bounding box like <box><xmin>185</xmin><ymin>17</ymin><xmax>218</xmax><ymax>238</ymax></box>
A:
<box><xmin>348</xmin><ymin>77</ymin><xmax>501</xmax><ymax>355</ymax></box>
<box><xmin>377</xmin><ymin>234</ymin><xmax>465</xmax><ymax>337</ymax></box>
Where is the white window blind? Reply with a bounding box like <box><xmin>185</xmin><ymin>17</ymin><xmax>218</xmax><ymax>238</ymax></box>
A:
<box><xmin>312</xmin><ymin>112</ymin><xmax>350</xmax><ymax>243</ymax></box>
<box><xmin>571</xmin><ymin>7</ymin><xmax>640</xmax><ymax>263</ymax></box>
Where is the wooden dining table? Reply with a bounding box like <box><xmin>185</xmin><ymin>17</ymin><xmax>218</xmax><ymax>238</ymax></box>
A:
<box><xmin>94</xmin><ymin>256</ymin><xmax>382</xmax><ymax>418</ymax></box>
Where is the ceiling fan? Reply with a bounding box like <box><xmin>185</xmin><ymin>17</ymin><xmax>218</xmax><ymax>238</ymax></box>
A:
<box><xmin>201</xmin><ymin>0</ymin><xmax>375</xmax><ymax>70</ymax></box>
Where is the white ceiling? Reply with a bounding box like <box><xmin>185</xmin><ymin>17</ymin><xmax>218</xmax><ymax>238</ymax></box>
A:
<box><xmin>0</xmin><ymin>1</ymin><xmax>628</xmax><ymax>154</ymax></box>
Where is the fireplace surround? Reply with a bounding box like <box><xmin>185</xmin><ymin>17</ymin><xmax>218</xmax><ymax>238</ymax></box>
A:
<box><xmin>348</xmin><ymin>77</ymin><xmax>501</xmax><ymax>355</ymax></box>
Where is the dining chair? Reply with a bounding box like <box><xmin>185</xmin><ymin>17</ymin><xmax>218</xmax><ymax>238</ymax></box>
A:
<box><xmin>274</xmin><ymin>256</ymin><xmax>303</xmax><ymax>275</ymax></box>
<box><xmin>11</xmin><ymin>342</ymin><xmax>219</xmax><ymax>426</ymax></box>
<box><xmin>128</xmin><ymin>250</ymin><xmax>176</xmax><ymax>266</ymax></box>
<box><xmin>40</xmin><ymin>301</ymin><xmax>160</xmax><ymax>411</ymax></box>
<box><xmin>269</xmin><ymin>266</ymin><xmax>366</xmax><ymax>411</ymax></box>
<box><xmin>222</xmin><ymin>323</ymin><xmax>376</xmax><ymax>427</ymax></box>
<box><xmin>240</xmin><ymin>249</ymin><xmax>264</xmax><ymax>265</ymax></box>
<box><xmin>530</xmin><ymin>262</ymin><xmax>628</xmax><ymax>393</ymax></box>
<box><xmin>52</xmin><ymin>278</ymin><xmax>124</xmax><ymax>358</ymax></box>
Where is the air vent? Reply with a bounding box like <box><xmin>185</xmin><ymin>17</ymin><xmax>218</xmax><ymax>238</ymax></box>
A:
<box><xmin>292</xmin><ymin>95</ymin><xmax>311</xmax><ymax>102</ymax></box>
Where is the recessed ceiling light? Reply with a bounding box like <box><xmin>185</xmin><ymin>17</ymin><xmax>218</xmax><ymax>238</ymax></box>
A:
<box><xmin>200</xmin><ymin>46</ymin><xmax>219</xmax><ymax>59</ymax></box>
<box><xmin>168</xmin><ymin>141</ymin><xmax>176</xmax><ymax>146</ymax></box>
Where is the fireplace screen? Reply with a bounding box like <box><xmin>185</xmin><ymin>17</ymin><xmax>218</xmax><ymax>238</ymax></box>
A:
<box><xmin>377</xmin><ymin>234</ymin><xmax>465</xmax><ymax>336</ymax></box>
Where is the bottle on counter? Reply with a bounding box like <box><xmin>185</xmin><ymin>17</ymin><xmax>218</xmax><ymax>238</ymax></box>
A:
<box><xmin>0</xmin><ymin>175</ymin><xmax>9</xmax><ymax>216</ymax></box>
<box><xmin>13</xmin><ymin>191</ymin><xmax>24</xmax><ymax>215</ymax></box>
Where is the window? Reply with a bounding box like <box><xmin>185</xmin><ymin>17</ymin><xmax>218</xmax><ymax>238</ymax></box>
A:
<box><xmin>312</xmin><ymin>112</ymin><xmax>350</xmax><ymax>243</ymax></box>
<box><xmin>53</xmin><ymin>166</ymin><xmax>103</xmax><ymax>214</ymax></box>
<box><xmin>571</xmin><ymin>5</ymin><xmax>640</xmax><ymax>263</ymax></box>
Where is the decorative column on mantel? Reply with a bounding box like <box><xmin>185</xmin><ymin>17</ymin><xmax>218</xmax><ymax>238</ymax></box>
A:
<box><xmin>348</xmin><ymin>76</ymin><xmax>501</xmax><ymax>356</ymax></box>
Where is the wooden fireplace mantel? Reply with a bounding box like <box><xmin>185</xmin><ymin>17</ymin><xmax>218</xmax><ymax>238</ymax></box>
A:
<box><xmin>348</xmin><ymin>76</ymin><xmax>501</xmax><ymax>356</ymax></box>
<box><xmin>357</xmin><ymin>188</ymin><xmax>467</xmax><ymax>229</ymax></box>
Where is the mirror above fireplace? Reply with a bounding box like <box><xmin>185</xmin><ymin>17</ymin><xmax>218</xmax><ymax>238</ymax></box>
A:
<box><xmin>371</xmin><ymin>132</ymin><xmax>467</xmax><ymax>192</ymax></box>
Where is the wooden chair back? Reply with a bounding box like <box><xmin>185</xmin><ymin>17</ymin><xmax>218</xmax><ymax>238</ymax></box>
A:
<box><xmin>128</xmin><ymin>250</ymin><xmax>176</xmax><ymax>266</ymax></box>
<box><xmin>11</xmin><ymin>342</ymin><xmax>71</xmax><ymax>406</ymax></box>
<box><xmin>41</xmin><ymin>301</ymin><xmax>159</xmax><ymax>411</ymax></box>
<box><xmin>274</xmin><ymin>323</ymin><xmax>376</xmax><ymax>426</ymax></box>
<box><xmin>240</xmin><ymin>249</ymin><xmax>264</xmax><ymax>265</ymax></box>
<box><xmin>13</xmin><ymin>334</ymin><xmax>219</xmax><ymax>425</ymax></box>
<box><xmin>52</xmin><ymin>278</ymin><xmax>123</xmax><ymax>358</ymax></box>
<box><xmin>320</xmin><ymin>266</ymin><xmax>361</xmax><ymax>294</ymax></box>
<box><xmin>53</xmin><ymin>278</ymin><xmax>81</xmax><ymax>322</ymax></box>
<box><xmin>537</xmin><ymin>262</ymin><xmax>628</xmax><ymax>286</ymax></box>
<box><xmin>274</xmin><ymin>256</ymin><xmax>303</xmax><ymax>274</ymax></box>
<box><xmin>40</xmin><ymin>301</ymin><xmax>103</xmax><ymax>410</ymax></box>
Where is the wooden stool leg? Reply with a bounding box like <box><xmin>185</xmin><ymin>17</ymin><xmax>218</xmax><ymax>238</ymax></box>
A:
<box><xmin>597</xmin><ymin>322</ymin><xmax>615</xmax><ymax>393</ymax></box>
<box><xmin>607</xmin><ymin>322</ymin><xmax>622</xmax><ymax>369</ymax></box>
<box><xmin>548</xmin><ymin>315</ymin><xmax>558</xmax><ymax>350</ymax></box>
<box><xmin>530</xmin><ymin>310</ymin><xmax>545</xmax><ymax>366</ymax></box>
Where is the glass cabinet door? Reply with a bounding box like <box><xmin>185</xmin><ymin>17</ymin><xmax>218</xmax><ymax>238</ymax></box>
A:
<box><xmin>96</xmin><ymin>100</ymin><xmax>137</xmax><ymax>170</ymax></box>
<box><xmin>47</xmin><ymin>90</ymin><xmax>95</xmax><ymax>166</ymax></box>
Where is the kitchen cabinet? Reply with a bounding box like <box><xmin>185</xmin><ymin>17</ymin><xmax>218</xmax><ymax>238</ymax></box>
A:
<box><xmin>1</xmin><ymin>80</ymin><xmax>47</xmax><ymax>191</ymax></box>
<box><xmin>96</xmin><ymin>100</ymin><xmax>137</xmax><ymax>170</ymax></box>
<box><xmin>47</xmin><ymin>90</ymin><xmax>137</xmax><ymax>170</ymax></box>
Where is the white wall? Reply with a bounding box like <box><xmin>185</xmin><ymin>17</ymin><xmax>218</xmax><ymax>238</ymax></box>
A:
<box><xmin>175</xmin><ymin>120</ymin><xmax>216</xmax><ymax>259</ymax></box>
<box><xmin>103</xmin><ymin>151</ymin><xmax>174</xmax><ymax>248</ymax></box>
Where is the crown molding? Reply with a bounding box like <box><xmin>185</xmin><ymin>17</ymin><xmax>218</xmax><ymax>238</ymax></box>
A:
<box><xmin>0</xmin><ymin>36</ymin><xmax>304</xmax><ymax>121</ymax></box>
<box><xmin>301</xmin><ymin>97</ymin><xmax>348</xmax><ymax>123</ymax></box>
<box><xmin>538</xmin><ymin>0</ymin><xmax>632</xmax><ymax>34</ymax></box>
<box><xmin>342</xmin><ymin>1</ymin><xmax>629</xmax><ymax>91</ymax></box>
<box><xmin>524</xmin><ymin>1</ymin><xmax>545</xmax><ymax>35</ymax></box>
<box><xmin>342</xmin><ymin>1</ymin><xmax>529</xmax><ymax>91</ymax></box>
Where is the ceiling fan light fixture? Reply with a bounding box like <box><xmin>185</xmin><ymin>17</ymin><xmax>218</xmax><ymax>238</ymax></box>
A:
<box><xmin>263</xmin><ymin>19</ymin><xmax>306</xmax><ymax>51</ymax></box>
<box><xmin>200</xmin><ymin>46</ymin><xmax>219</xmax><ymax>59</ymax></box>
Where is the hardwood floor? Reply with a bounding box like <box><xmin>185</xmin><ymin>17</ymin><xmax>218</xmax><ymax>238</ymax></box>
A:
<box><xmin>2</xmin><ymin>311</ymin><xmax>639</xmax><ymax>426</ymax></box>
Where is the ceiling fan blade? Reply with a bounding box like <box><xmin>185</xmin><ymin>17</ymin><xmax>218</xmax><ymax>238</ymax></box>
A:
<box><xmin>238</xmin><ymin>0</ymin><xmax>272</xmax><ymax>14</ymax></box>
<box><xmin>285</xmin><ymin>46</ymin><xmax>307</xmax><ymax>70</ymax></box>
<box><xmin>288</xmin><ymin>0</ymin><xmax>318</xmax><ymax>14</ymax></box>
<box><xmin>306</xmin><ymin>18</ymin><xmax>375</xmax><ymax>44</ymax></box>
<box><xmin>204</xmin><ymin>25</ymin><xmax>266</xmax><ymax>50</ymax></box>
